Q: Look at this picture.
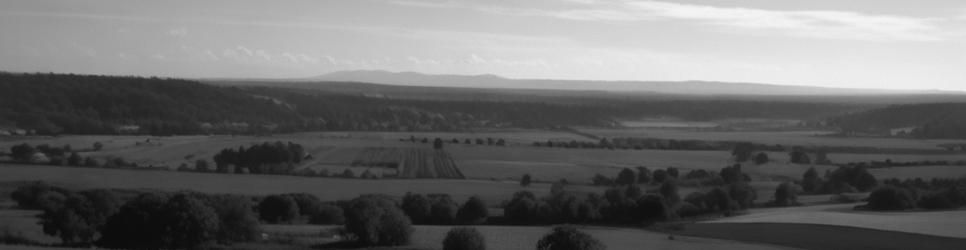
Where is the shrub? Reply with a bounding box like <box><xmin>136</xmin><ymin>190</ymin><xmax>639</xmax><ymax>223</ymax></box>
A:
<box><xmin>865</xmin><ymin>186</ymin><xmax>916</xmax><ymax>210</ymax></box>
<box><xmin>536</xmin><ymin>225</ymin><xmax>605</xmax><ymax>250</ymax></box>
<box><xmin>343</xmin><ymin>195</ymin><xmax>413</xmax><ymax>246</ymax></box>
<box><xmin>442</xmin><ymin>227</ymin><xmax>486</xmax><ymax>250</ymax></box>
<box><xmin>258</xmin><ymin>195</ymin><xmax>300</xmax><ymax>223</ymax></box>
<box><xmin>429</xmin><ymin>194</ymin><xmax>458</xmax><ymax>225</ymax></box>
<box><xmin>456</xmin><ymin>196</ymin><xmax>489</xmax><ymax>225</ymax></box>
<box><xmin>728</xmin><ymin>183</ymin><xmax>757</xmax><ymax>209</ymax></box>
<box><xmin>521</xmin><ymin>174</ymin><xmax>532</xmax><ymax>187</ymax></box>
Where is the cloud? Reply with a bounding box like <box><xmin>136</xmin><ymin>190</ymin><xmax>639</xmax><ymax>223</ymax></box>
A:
<box><xmin>391</xmin><ymin>0</ymin><xmax>949</xmax><ymax>42</ymax></box>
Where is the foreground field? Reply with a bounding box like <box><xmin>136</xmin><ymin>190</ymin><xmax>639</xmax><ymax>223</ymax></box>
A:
<box><xmin>677</xmin><ymin>222</ymin><xmax>966</xmax><ymax>250</ymax></box>
<box><xmin>262</xmin><ymin>224</ymin><xmax>792</xmax><ymax>250</ymax></box>
<box><xmin>0</xmin><ymin>164</ymin><xmax>602</xmax><ymax>206</ymax></box>
<box><xmin>706</xmin><ymin>203</ymin><xmax>966</xmax><ymax>238</ymax></box>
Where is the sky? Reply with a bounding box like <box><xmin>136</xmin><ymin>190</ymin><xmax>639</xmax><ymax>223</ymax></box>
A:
<box><xmin>0</xmin><ymin>0</ymin><xmax>964</xmax><ymax>91</ymax></box>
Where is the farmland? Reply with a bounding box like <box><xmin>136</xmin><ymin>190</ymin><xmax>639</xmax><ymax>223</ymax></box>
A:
<box><xmin>259</xmin><ymin>224</ymin><xmax>791</xmax><ymax>250</ymax></box>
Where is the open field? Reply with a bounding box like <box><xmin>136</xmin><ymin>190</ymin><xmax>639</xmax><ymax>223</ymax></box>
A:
<box><xmin>262</xmin><ymin>224</ymin><xmax>793</xmax><ymax>250</ymax></box>
<box><xmin>578</xmin><ymin>128</ymin><xmax>966</xmax><ymax>151</ymax></box>
<box><xmin>677</xmin><ymin>222</ymin><xmax>966</xmax><ymax>250</ymax></box>
<box><xmin>0</xmin><ymin>164</ymin><xmax>604</xmax><ymax>206</ymax></box>
<box><xmin>706</xmin><ymin>203</ymin><xmax>966</xmax><ymax>238</ymax></box>
<box><xmin>869</xmin><ymin>165</ymin><xmax>966</xmax><ymax>180</ymax></box>
<box><xmin>0</xmin><ymin>209</ymin><xmax>60</xmax><ymax>245</ymax></box>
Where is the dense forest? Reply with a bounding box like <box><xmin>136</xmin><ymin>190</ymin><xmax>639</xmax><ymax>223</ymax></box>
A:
<box><xmin>1</xmin><ymin>73</ymin><xmax>856</xmax><ymax>136</ymax></box>
<box><xmin>828</xmin><ymin>103</ymin><xmax>966</xmax><ymax>139</ymax></box>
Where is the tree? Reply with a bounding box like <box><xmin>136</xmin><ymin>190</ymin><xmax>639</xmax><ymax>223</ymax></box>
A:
<box><xmin>429</xmin><ymin>194</ymin><xmax>458</xmax><ymax>225</ymax></box>
<box><xmin>434</xmin><ymin>138</ymin><xmax>444</xmax><ymax>150</ymax></box>
<box><xmin>309</xmin><ymin>204</ymin><xmax>345</xmax><ymax>225</ymax></box>
<box><xmin>456</xmin><ymin>196</ymin><xmax>488</xmax><ymax>225</ymax></box>
<box><xmin>659</xmin><ymin>181</ymin><xmax>680</xmax><ymax>205</ymax></box>
<box><xmin>160</xmin><ymin>193</ymin><xmax>221</xmax><ymax>249</ymax></box>
<box><xmin>204</xmin><ymin>194</ymin><xmax>260</xmax><ymax>244</ymax></box>
<box><xmin>789</xmin><ymin>148</ymin><xmax>811</xmax><ymax>164</ymax></box>
<box><xmin>258</xmin><ymin>195</ymin><xmax>299</xmax><ymax>224</ymax></box>
<box><xmin>865</xmin><ymin>186</ymin><xmax>915</xmax><ymax>210</ymax></box>
<box><xmin>732</xmin><ymin>142</ymin><xmax>755</xmax><ymax>162</ymax></box>
<box><xmin>504</xmin><ymin>191</ymin><xmax>538</xmax><ymax>224</ymax></box>
<box><xmin>402</xmin><ymin>193</ymin><xmax>432</xmax><ymax>224</ymax></box>
<box><xmin>753</xmin><ymin>152</ymin><xmax>769</xmax><ymax>165</ymax></box>
<box><xmin>11</xmin><ymin>143</ymin><xmax>35</xmax><ymax>162</ymax></box>
<box><xmin>92</xmin><ymin>142</ymin><xmax>103</xmax><ymax>151</ymax></box>
<box><xmin>443</xmin><ymin>227</ymin><xmax>485</xmax><ymax>250</ymax></box>
<box><xmin>773</xmin><ymin>182</ymin><xmax>798</xmax><ymax>206</ymax></box>
<box><xmin>636</xmin><ymin>167</ymin><xmax>651</xmax><ymax>184</ymax></box>
<box><xmin>536</xmin><ymin>225</ymin><xmax>606</xmax><ymax>250</ymax></box>
<box><xmin>652</xmin><ymin>169</ymin><xmax>668</xmax><ymax>184</ymax></box>
<box><xmin>615</xmin><ymin>168</ymin><xmax>637</xmax><ymax>185</ymax></box>
<box><xmin>98</xmin><ymin>193</ymin><xmax>169</xmax><ymax>249</ymax></box>
<box><xmin>343</xmin><ymin>195</ymin><xmax>413</xmax><ymax>246</ymax></box>
<box><xmin>521</xmin><ymin>174</ymin><xmax>532</xmax><ymax>187</ymax></box>
<box><xmin>728</xmin><ymin>183</ymin><xmax>757</xmax><ymax>209</ymax></box>
<box><xmin>67</xmin><ymin>152</ymin><xmax>83</xmax><ymax>166</ymax></box>
<box><xmin>667</xmin><ymin>167</ymin><xmax>680</xmax><ymax>178</ymax></box>
<box><xmin>195</xmin><ymin>160</ymin><xmax>210</xmax><ymax>172</ymax></box>
<box><xmin>802</xmin><ymin>167</ymin><xmax>822</xmax><ymax>193</ymax></box>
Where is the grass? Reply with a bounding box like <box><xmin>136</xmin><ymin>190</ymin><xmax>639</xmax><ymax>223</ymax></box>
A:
<box><xmin>0</xmin><ymin>164</ymin><xmax>566</xmax><ymax>206</ymax></box>
<box><xmin>676</xmin><ymin>222</ymin><xmax>966</xmax><ymax>250</ymax></box>
<box><xmin>706</xmin><ymin>203</ymin><xmax>966</xmax><ymax>238</ymax></box>
<box><xmin>261</xmin><ymin>224</ymin><xmax>788</xmax><ymax>250</ymax></box>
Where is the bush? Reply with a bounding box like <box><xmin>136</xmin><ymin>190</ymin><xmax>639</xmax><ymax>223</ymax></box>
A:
<box><xmin>442</xmin><ymin>227</ymin><xmax>486</xmax><ymax>250</ymax></box>
<box><xmin>343</xmin><ymin>195</ymin><xmax>413</xmax><ymax>246</ymax></box>
<box><xmin>309</xmin><ymin>204</ymin><xmax>345</xmax><ymax>225</ymax></box>
<box><xmin>521</xmin><ymin>174</ymin><xmax>532</xmax><ymax>187</ymax></box>
<box><xmin>536</xmin><ymin>225</ymin><xmax>605</xmax><ymax>250</ymax></box>
<box><xmin>429</xmin><ymin>194</ymin><xmax>459</xmax><ymax>225</ymax></box>
<box><xmin>258</xmin><ymin>195</ymin><xmax>300</xmax><ymax>223</ymax></box>
<box><xmin>456</xmin><ymin>196</ymin><xmax>489</xmax><ymax>225</ymax></box>
<box><xmin>865</xmin><ymin>186</ymin><xmax>916</xmax><ymax>210</ymax></box>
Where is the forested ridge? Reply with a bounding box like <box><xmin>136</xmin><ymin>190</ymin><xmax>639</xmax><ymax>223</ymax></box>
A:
<box><xmin>1</xmin><ymin>72</ymin><xmax>855</xmax><ymax>135</ymax></box>
<box><xmin>828</xmin><ymin>102</ymin><xmax>966</xmax><ymax>138</ymax></box>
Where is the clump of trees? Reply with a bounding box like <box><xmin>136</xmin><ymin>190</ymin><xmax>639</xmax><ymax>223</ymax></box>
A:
<box><xmin>9</xmin><ymin>182</ymin><xmax>261</xmax><ymax>248</ymax></box>
<box><xmin>342</xmin><ymin>195</ymin><xmax>413</xmax><ymax>247</ymax></box>
<box><xmin>801</xmin><ymin>166</ymin><xmax>878</xmax><ymax>194</ymax></box>
<box><xmin>536</xmin><ymin>225</ymin><xmax>605</xmax><ymax>250</ymax></box>
<box><xmin>859</xmin><ymin>177</ymin><xmax>966</xmax><ymax>211</ymax></box>
<box><xmin>402</xmin><ymin>193</ymin><xmax>487</xmax><ymax>225</ymax></box>
<box><xmin>770</xmin><ymin>182</ymin><xmax>799</xmax><ymax>207</ymax></box>
<box><xmin>212</xmin><ymin>141</ymin><xmax>305</xmax><ymax>174</ymax></box>
<box><xmin>442</xmin><ymin>227</ymin><xmax>486</xmax><ymax>250</ymax></box>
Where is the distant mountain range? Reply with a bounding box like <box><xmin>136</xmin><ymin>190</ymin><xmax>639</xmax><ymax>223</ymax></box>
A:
<box><xmin>311</xmin><ymin>70</ymin><xmax>958</xmax><ymax>96</ymax></box>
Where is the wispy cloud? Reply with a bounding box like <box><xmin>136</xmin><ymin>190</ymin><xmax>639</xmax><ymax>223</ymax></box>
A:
<box><xmin>391</xmin><ymin>0</ymin><xmax>951</xmax><ymax>42</ymax></box>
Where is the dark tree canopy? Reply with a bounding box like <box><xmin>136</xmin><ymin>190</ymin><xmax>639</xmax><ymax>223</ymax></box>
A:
<box><xmin>536</xmin><ymin>225</ymin><xmax>606</xmax><ymax>250</ymax></box>
<box><xmin>442</xmin><ymin>227</ymin><xmax>486</xmax><ymax>250</ymax></box>
<box><xmin>258</xmin><ymin>195</ymin><xmax>300</xmax><ymax>224</ymax></box>
<box><xmin>456</xmin><ymin>196</ymin><xmax>489</xmax><ymax>225</ymax></box>
<box><xmin>343</xmin><ymin>195</ymin><xmax>413</xmax><ymax>246</ymax></box>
